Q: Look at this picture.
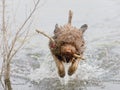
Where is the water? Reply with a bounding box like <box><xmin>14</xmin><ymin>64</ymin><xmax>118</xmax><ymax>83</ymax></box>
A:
<box><xmin>0</xmin><ymin>0</ymin><xmax>120</xmax><ymax>90</ymax></box>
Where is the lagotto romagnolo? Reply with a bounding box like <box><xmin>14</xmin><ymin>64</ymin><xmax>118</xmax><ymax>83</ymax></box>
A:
<box><xmin>49</xmin><ymin>10</ymin><xmax>88</xmax><ymax>77</ymax></box>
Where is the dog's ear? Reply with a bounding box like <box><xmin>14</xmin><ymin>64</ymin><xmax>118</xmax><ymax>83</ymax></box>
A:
<box><xmin>80</xmin><ymin>24</ymin><xmax>88</xmax><ymax>33</ymax></box>
<box><xmin>54</xmin><ymin>24</ymin><xmax>60</xmax><ymax>34</ymax></box>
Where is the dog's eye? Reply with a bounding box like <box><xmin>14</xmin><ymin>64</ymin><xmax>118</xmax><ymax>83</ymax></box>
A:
<box><xmin>61</xmin><ymin>41</ymin><xmax>65</xmax><ymax>45</ymax></box>
<box><xmin>81</xmin><ymin>44</ymin><xmax>84</xmax><ymax>47</ymax></box>
<box><xmin>80</xmin><ymin>42</ymin><xmax>84</xmax><ymax>47</ymax></box>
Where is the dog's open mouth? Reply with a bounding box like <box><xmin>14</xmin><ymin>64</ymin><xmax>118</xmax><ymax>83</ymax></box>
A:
<box><xmin>62</xmin><ymin>53</ymin><xmax>74</xmax><ymax>63</ymax></box>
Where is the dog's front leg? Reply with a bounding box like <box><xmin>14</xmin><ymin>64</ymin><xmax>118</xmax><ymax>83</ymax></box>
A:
<box><xmin>68</xmin><ymin>59</ymin><xmax>80</xmax><ymax>76</ymax></box>
<box><xmin>52</xmin><ymin>55</ymin><xmax>65</xmax><ymax>78</ymax></box>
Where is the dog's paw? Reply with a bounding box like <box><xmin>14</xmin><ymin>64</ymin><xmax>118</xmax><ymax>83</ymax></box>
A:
<box><xmin>68</xmin><ymin>67</ymin><xmax>76</xmax><ymax>76</ymax></box>
<box><xmin>58</xmin><ymin>70</ymin><xmax>65</xmax><ymax>78</ymax></box>
<box><xmin>68</xmin><ymin>61</ymin><xmax>79</xmax><ymax>76</ymax></box>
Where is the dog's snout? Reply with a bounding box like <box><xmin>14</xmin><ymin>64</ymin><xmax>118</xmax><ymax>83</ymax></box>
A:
<box><xmin>61</xmin><ymin>44</ymin><xmax>76</xmax><ymax>55</ymax></box>
<box><xmin>65</xmin><ymin>48</ymin><xmax>72</xmax><ymax>54</ymax></box>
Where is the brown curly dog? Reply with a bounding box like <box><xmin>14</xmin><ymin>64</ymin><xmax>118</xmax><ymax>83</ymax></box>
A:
<box><xmin>49</xmin><ymin>10</ymin><xmax>88</xmax><ymax>78</ymax></box>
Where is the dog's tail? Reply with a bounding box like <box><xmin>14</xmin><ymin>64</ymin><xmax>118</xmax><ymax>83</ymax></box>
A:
<box><xmin>68</xmin><ymin>10</ymin><xmax>73</xmax><ymax>25</ymax></box>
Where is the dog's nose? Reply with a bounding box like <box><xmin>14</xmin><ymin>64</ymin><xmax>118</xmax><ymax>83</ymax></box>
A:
<box><xmin>65</xmin><ymin>49</ymin><xmax>72</xmax><ymax>54</ymax></box>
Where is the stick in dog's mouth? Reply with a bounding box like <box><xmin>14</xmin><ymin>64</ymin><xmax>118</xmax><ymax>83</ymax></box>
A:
<box><xmin>73</xmin><ymin>54</ymin><xmax>85</xmax><ymax>60</ymax></box>
<box><xmin>36</xmin><ymin>30</ymin><xmax>85</xmax><ymax>60</ymax></box>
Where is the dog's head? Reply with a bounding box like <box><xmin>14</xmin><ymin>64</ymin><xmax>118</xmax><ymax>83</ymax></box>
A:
<box><xmin>49</xmin><ymin>24</ymin><xmax>88</xmax><ymax>62</ymax></box>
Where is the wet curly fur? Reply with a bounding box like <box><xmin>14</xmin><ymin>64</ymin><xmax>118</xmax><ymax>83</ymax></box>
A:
<box><xmin>49</xmin><ymin>11</ymin><xmax>88</xmax><ymax>77</ymax></box>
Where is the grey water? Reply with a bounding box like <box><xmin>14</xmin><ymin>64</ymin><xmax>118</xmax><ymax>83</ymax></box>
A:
<box><xmin>0</xmin><ymin>0</ymin><xmax>120</xmax><ymax>90</ymax></box>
